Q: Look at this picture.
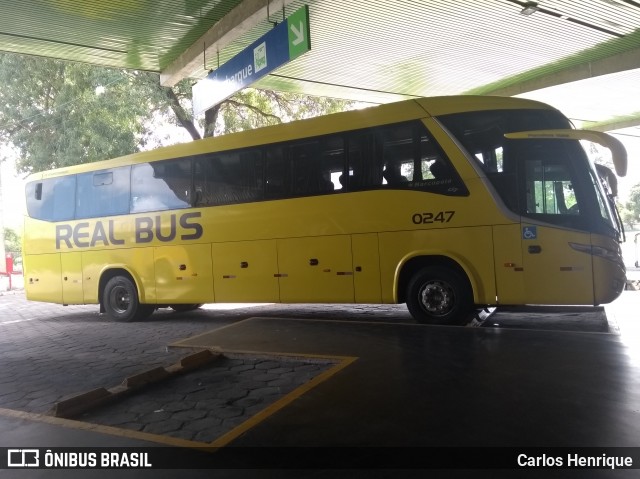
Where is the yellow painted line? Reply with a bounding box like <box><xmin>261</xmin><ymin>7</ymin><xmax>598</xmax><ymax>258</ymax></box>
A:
<box><xmin>169</xmin><ymin>317</ymin><xmax>256</xmax><ymax>348</ymax></box>
<box><xmin>209</xmin><ymin>355</ymin><xmax>358</xmax><ymax>448</ymax></box>
<box><xmin>0</xmin><ymin>407</ymin><xmax>212</xmax><ymax>449</ymax></box>
<box><xmin>1</xmin><ymin>316</ymin><xmax>361</xmax><ymax>449</ymax></box>
<box><xmin>169</xmin><ymin>315</ymin><xmax>432</xmax><ymax>350</ymax></box>
<box><xmin>172</xmin><ymin>345</ymin><xmax>349</xmax><ymax>364</ymax></box>
<box><xmin>0</xmin><ymin>351</ymin><xmax>358</xmax><ymax>451</ymax></box>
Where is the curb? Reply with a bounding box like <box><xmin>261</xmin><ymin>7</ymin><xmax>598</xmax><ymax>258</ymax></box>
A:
<box><xmin>626</xmin><ymin>279</ymin><xmax>640</xmax><ymax>291</ymax></box>
<box><xmin>0</xmin><ymin>289</ymin><xmax>25</xmax><ymax>297</ymax></box>
<box><xmin>48</xmin><ymin>349</ymin><xmax>220</xmax><ymax>419</ymax></box>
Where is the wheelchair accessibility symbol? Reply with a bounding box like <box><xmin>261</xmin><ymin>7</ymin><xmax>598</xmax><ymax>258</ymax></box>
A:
<box><xmin>522</xmin><ymin>226</ymin><xmax>537</xmax><ymax>240</ymax></box>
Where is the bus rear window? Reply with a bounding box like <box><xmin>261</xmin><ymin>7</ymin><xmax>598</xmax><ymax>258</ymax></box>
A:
<box><xmin>26</xmin><ymin>176</ymin><xmax>76</xmax><ymax>222</ymax></box>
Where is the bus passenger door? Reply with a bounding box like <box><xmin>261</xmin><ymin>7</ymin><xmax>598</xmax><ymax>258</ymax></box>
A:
<box><xmin>211</xmin><ymin>240</ymin><xmax>280</xmax><ymax>302</ymax></box>
<box><xmin>154</xmin><ymin>244</ymin><xmax>214</xmax><ymax>304</ymax></box>
<box><xmin>521</xmin><ymin>225</ymin><xmax>594</xmax><ymax>304</ymax></box>
<box><xmin>518</xmin><ymin>157</ymin><xmax>594</xmax><ymax>305</ymax></box>
<box><xmin>60</xmin><ymin>252</ymin><xmax>84</xmax><ymax>304</ymax></box>
<box><xmin>492</xmin><ymin>224</ymin><xmax>525</xmax><ymax>305</ymax></box>
<box><xmin>352</xmin><ymin>233</ymin><xmax>381</xmax><ymax>303</ymax></box>
<box><xmin>278</xmin><ymin>235</ymin><xmax>354</xmax><ymax>303</ymax></box>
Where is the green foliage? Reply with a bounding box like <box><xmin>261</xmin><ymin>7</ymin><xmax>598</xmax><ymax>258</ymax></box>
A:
<box><xmin>216</xmin><ymin>89</ymin><xmax>352</xmax><ymax>136</ymax></box>
<box><xmin>0</xmin><ymin>52</ymin><xmax>354</xmax><ymax>173</ymax></box>
<box><xmin>0</xmin><ymin>53</ymin><xmax>167</xmax><ymax>173</ymax></box>
<box><xmin>624</xmin><ymin>183</ymin><xmax>640</xmax><ymax>227</ymax></box>
<box><xmin>620</xmin><ymin>206</ymin><xmax>636</xmax><ymax>231</ymax></box>
<box><xmin>3</xmin><ymin>227</ymin><xmax>21</xmax><ymax>256</ymax></box>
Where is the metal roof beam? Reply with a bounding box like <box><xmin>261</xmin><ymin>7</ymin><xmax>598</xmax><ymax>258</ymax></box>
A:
<box><xmin>160</xmin><ymin>0</ymin><xmax>294</xmax><ymax>87</ymax></box>
<box><xmin>480</xmin><ymin>47</ymin><xmax>640</xmax><ymax>96</ymax></box>
<box><xmin>584</xmin><ymin>115</ymin><xmax>640</xmax><ymax>132</ymax></box>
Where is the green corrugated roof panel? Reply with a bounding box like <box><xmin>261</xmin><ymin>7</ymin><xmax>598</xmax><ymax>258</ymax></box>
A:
<box><xmin>0</xmin><ymin>0</ymin><xmax>245</xmax><ymax>71</ymax></box>
<box><xmin>243</xmin><ymin>0</ymin><xmax>640</xmax><ymax>100</ymax></box>
<box><xmin>1</xmin><ymin>0</ymin><xmax>640</xmax><ymax>127</ymax></box>
<box><xmin>2</xmin><ymin>0</ymin><xmax>640</xmax><ymax>93</ymax></box>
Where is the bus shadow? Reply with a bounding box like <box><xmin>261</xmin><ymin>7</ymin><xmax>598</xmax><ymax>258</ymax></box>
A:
<box><xmin>35</xmin><ymin>303</ymin><xmax>609</xmax><ymax>334</ymax></box>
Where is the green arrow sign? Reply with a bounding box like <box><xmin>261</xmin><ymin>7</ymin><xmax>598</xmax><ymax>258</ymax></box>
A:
<box><xmin>288</xmin><ymin>5</ymin><xmax>311</xmax><ymax>60</ymax></box>
<box><xmin>193</xmin><ymin>5</ymin><xmax>311</xmax><ymax>115</ymax></box>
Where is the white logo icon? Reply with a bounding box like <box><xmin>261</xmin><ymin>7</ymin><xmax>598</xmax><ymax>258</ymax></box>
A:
<box><xmin>254</xmin><ymin>42</ymin><xmax>267</xmax><ymax>73</ymax></box>
<box><xmin>8</xmin><ymin>449</ymin><xmax>40</xmax><ymax>467</ymax></box>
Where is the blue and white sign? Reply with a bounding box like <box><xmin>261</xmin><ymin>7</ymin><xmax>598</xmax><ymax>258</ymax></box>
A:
<box><xmin>522</xmin><ymin>226</ymin><xmax>537</xmax><ymax>240</ymax></box>
<box><xmin>193</xmin><ymin>5</ymin><xmax>311</xmax><ymax>115</ymax></box>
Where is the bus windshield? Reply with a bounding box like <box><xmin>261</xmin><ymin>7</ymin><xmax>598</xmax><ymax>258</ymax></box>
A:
<box><xmin>437</xmin><ymin>109</ymin><xmax>621</xmax><ymax>239</ymax></box>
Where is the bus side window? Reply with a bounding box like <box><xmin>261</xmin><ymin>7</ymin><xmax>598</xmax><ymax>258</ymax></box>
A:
<box><xmin>194</xmin><ymin>155</ymin><xmax>215</xmax><ymax>206</ymax></box>
<box><xmin>76</xmin><ymin>166</ymin><xmax>130</xmax><ymax>219</ymax></box>
<box><xmin>265</xmin><ymin>146</ymin><xmax>290</xmax><ymax>200</ymax></box>
<box><xmin>348</xmin><ymin>133</ymin><xmax>381</xmax><ymax>190</ymax></box>
<box><xmin>131</xmin><ymin>159</ymin><xmax>191</xmax><ymax>213</ymax></box>
<box><xmin>378</xmin><ymin>122</ymin><xmax>466</xmax><ymax>195</ymax></box>
<box><xmin>380</xmin><ymin>124</ymin><xmax>412</xmax><ymax>185</ymax></box>
<box><xmin>238</xmin><ymin>150</ymin><xmax>263</xmax><ymax>202</ymax></box>
<box><xmin>289</xmin><ymin>136</ymin><xmax>345</xmax><ymax>196</ymax></box>
<box><xmin>290</xmin><ymin>141</ymin><xmax>319</xmax><ymax>196</ymax></box>
<box><xmin>204</xmin><ymin>149</ymin><xmax>263</xmax><ymax>205</ymax></box>
<box><xmin>320</xmin><ymin>135</ymin><xmax>344</xmax><ymax>193</ymax></box>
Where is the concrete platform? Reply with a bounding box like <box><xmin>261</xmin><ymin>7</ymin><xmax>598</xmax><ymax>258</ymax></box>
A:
<box><xmin>0</xmin><ymin>290</ymin><xmax>639</xmax><ymax>476</ymax></box>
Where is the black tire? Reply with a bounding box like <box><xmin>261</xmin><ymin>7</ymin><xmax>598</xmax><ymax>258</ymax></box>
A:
<box><xmin>169</xmin><ymin>304</ymin><xmax>204</xmax><ymax>312</ymax></box>
<box><xmin>406</xmin><ymin>266</ymin><xmax>473</xmax><ymax>325</ymax></box>
<box><xmin>102</xmin><ymin>275</ymin><xmax>154</xmax><ymax>322</ymax></box>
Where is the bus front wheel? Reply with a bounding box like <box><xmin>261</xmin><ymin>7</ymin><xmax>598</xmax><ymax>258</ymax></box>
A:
<box><xmin>406</xmin><ymin>266</ymin><xmax>472</xmax><ymax>325</ymax></box>
<box><xmin>103</xmin><ymin>275</ymin><xmax>153</xmax><ymax>322</ymax></box>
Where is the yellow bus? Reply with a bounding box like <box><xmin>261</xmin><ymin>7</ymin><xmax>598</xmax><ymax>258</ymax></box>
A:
<box><xmin>22</xmin><ymin>96</ymin><xmax>627</xmax><ymax>324</ymax></box>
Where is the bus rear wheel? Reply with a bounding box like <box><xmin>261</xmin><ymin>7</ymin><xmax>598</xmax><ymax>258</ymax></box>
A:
<box><xmin>103</xmin><ymin>275</ymin><xmax>153</xmax><ymax>322</ymax></box>
<box><xmin>406</xmin><ymin>266</ymin><xmax>472</xmax><ymax>325</ymax></box>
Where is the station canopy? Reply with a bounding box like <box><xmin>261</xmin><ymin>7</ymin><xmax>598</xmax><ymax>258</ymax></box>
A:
<box><xmin>1</xmin><ymin>0</ymin><xmax>640</xmax><ymax>133</ymax></box>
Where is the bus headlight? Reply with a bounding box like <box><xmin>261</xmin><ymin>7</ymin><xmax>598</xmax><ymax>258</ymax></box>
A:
<box><xmin>569</xmin><ymin>242</ymin><xmax>623</xmax><ymax>264</ymax></box>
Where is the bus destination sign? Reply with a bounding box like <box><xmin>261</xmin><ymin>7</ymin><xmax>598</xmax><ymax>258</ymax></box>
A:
<box><xmin>192</xmin><ymin>5</ymin><xmax>311</xmax><ymax>115</ymax></box>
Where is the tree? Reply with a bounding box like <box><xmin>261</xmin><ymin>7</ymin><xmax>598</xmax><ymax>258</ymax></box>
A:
<box><xmin>620</xmin><ymin>207</ymin><xmax>636</xmax><ymax>231</ymax></box>
<box><xmin>0</xmin><ymin>52</ymin><xmax>353</xmax><ymax>173</ymax></box>
<box><xmin>0</xmin><ymin>54</ymin><xmax>159</xmax><ymax>173</ymax></box>
<box><xmin>146</xmin><ymin>75</ymin><xmax>352</xmax><ymax>140</ymax></box>
<box><xmin>624</xmin><ymin>183</ymin><xmax>640</xmax><ymax>229</ymax></box>
<box><xmin>3</xmin><ymin>227</ymin><xmax>20</xmax><ymax>257</ymax></box>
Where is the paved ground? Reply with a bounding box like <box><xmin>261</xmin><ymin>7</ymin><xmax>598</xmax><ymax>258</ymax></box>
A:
<box><xmin>79</xmin><ymin>355</ymin><xmax>331</xmax><ymax>443</ymax></box>
<box><xmin>0</xmin><ymin>292</ymin><xmax>343</xmax><ymax>415</ymax></box>
<box><xmin>0</xmin><ymin>287</ymin><xmax>615</xmax><ymax>415</ymax></box>
<box><xmin>0</xmin><ymin>286</ymin><xmax>612</xmax><ymax>413</ymax></box>
<box><xmin>0</xmin><ymin>285</ymin><xmax>638</xmax><ymax>478</ymax></box>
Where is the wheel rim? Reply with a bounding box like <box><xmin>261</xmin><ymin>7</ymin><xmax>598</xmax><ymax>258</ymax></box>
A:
<box><xmin>109</xmin><ymin>284</ymin><xmax>131</xmax><ymax>314</ymax></box>
<box><xmin>418</xmin><ymin>280</ymin><xmax>455</xmax><ymax>316</ymax></box>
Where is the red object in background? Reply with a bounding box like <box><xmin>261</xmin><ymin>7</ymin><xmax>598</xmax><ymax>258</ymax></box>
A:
<box><xmin>5</xmin><ymin>254</ymin><xmax>13</xmax><ymax>274</ymax></box>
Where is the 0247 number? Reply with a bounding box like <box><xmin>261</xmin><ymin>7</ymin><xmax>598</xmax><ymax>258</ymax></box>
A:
<box><xmin>412</xmin><ymin>211</ymin><xmax>455</xmax><ymax>225</ymax></box>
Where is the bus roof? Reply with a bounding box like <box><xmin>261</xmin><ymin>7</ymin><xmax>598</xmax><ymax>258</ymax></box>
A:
<box><xmin>27</xmin><ymin>95</ymin><xmax>555</xmax><ymax>182</ymax></box>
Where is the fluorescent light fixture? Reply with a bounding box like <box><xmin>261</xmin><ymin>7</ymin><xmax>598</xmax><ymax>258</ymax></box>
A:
<box><xmin>520</xmin><ymin>1</ymin><xmax>539</xmax><ymax>15</ymax></box>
